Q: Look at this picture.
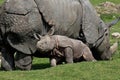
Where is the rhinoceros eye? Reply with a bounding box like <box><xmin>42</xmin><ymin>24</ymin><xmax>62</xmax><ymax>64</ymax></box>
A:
<box><xmin>104</xmin><ymin>28</ymin><xmax>108</xmax><ymax>36</ymax></box>
<box><xmin>105</xmin><ymin>33</ymin><xmax>108</xmax><ymax>36</ymax></box>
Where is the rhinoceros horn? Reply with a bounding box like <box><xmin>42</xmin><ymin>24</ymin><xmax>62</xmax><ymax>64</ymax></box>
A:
<box><xmin>106</xmin><ymin>17</ymin><xmax>120</xmax><ymax>28</ymax></box>
<box><xmin>107</xmin><ymin>17</ymin><xmax>120</xmax><ymax>54</ymax></box>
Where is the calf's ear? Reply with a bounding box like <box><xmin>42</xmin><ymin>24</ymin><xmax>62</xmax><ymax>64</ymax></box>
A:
<box><xmin>33</xmin><ymin>33</ymin><xmax>42</xmax><ymax>40</ymax></box>
<box><xmin>47</xmin><ymin>26</ymin><xmax>55</xmax><ymax>36</ymax></box>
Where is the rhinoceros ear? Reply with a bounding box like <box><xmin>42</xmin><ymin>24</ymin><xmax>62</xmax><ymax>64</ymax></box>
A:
<box><xmin>7</xmin><ymin>34</ymin><xmax>37</xmax><ymax>54</ymax></box>
<box><xmin>33</xmin><ymin>33</ymin><xmax>42</xmax><ymax>40</ymax></box>
<box><xmin>106</xmin><ymin>17</ymin><xmax>120</xmax><ymax>28</ymax></box>
<box><xmin>47</xmin><ymin>26</ymin><xmax>55</xmax><ymax>36</ymax></box>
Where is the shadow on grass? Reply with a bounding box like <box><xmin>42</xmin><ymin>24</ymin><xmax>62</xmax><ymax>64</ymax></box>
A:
<box><xmin>32</xmin><ymin>63</ymin><xmax>51</xmax><ymax>70</ymax></box>
<box><xmin>0</xmin><ymin>63</ymin><xmax>51</xmax><ymax>71</ymax></box>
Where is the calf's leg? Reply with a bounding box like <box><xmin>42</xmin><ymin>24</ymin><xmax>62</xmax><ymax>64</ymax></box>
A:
<box><xmin>64</xmin><ymin>47</ymin><xmax>73</xmax><ymax>63</ymax></box>
<box><xmin>82</xmin><ymin>47</ymin><xmax>96</xmax><ymax>61</ymax></box>
<box><xmin>50</xmin><ymin>58</ymin><xmax>57</xmax><ymax>67</ymax></box>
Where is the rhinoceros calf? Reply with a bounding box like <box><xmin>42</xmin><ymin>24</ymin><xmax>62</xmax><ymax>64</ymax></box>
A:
<box><xmin>35</xmin><ymin>34</ymin><xmax>96</xmax><ymax>67</ymax></box>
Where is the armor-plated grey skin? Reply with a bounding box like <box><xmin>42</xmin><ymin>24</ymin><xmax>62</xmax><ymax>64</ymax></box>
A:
<box><xmin>0</xmin><ymin>0</ymin><xmax>119</xmax><ymax>70</ymax></box>
<box><xmin>35</xmin><ymin>34</ymin><xmax>96</xmax><ymax>67</ymax></box>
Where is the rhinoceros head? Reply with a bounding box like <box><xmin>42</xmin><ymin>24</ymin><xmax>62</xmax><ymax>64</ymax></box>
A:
<box><xmin>93</xmin><ymin>17</ymin><xmax>120</xmax><ymax>60</ymax></box>
<box><xmin>35</xmin><ymin>34</ymin><xmax>55</xmax><ymax>52</ymax></box>
<box><xmin>34</xmin><ymin>27</ymin><xmax>55</xmax><ymax>52</ymax></box>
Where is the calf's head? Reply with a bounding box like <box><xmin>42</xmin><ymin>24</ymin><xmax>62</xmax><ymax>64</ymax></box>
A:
<box><xmin>34</xmin><ymin>27</ymin><xmax>55</xmax><ymax>52</ymax></box>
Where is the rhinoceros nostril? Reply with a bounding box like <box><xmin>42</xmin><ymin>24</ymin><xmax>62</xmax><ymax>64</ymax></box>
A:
<box><xmin>38</xmin><ymin>45</ymin><xmax>42</xmax><ymax>48</ymax></box>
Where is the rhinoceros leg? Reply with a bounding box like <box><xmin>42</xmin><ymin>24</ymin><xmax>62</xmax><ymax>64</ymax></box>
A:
<box><xmin>64</xmin><ymin>47</ymin><xmax>73</xmax><ymax>63</ymax></box>
<box><xmin>15</xmin><ymin>51</ymin><xmax>33</xmax><ymax>70</ymax></box>
<box><xmin>50</xmin><ymin>58</ymin><xmax>57</xmax><ymax>67</ymax></box>
<box><xmin>82</xmin><ymin>47</ymin><xmax>96</xmax><ymax>61</ymax></box>
<box><xmin>1</xmin><ymin>47</ymin><xmax>15</xmax><ymax>71</ymax></box>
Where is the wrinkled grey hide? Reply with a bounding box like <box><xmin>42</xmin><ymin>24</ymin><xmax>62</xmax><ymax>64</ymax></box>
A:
<box><xmin>0</xmin><ymin>0</ymin><xmax>44</xmax><ymax>70</ymax></box>
<box><xmin>0</xmin><ymin>0</ymin><xmax>118</xmax><ymax>70</ymax></box>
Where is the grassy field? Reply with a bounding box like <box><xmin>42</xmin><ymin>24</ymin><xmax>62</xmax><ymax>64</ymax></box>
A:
<box><xmin>0</xmin><ymin>0</ymin><xmax>3</xmax><ymax>4</ymax></box>
<box><xmin>91</xmin><ymin>0</ymin><xmax>120</xmax><ymax>5</ymax></box>
<box><xmin>0</xmin><ymin>0</ymin><xmax>120</xmax><ymax>80</ymax></box>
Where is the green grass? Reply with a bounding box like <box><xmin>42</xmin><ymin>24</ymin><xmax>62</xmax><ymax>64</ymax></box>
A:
<box><xmin>90</xmin><ymin>0</ymin><xmax>120</xmax><ymax>5</ymax></box>
<box><xmin>0</xmin><ymin>0</ymin><xmax>120</xmax><ymax>80</ymax></box>
<box><xmin>0</xmin><ymin>58</ymin><xmax>120</xmax><ymax>80</ymax></box>
<box><xmin>0</xmin><ymin>0</ymin><xmax>4</xmax><ymax>5</ymax></box>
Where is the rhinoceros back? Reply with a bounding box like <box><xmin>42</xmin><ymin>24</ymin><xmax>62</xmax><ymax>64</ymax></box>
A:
<box><xmin>5</xmin><ymin>0</ymin><xmax>37</xmax><ymax>15</ymax></box>
<box><xmin>34</xmin><ymin>0</ymin><xmax>82</xmax><ymax>38</ymax></box>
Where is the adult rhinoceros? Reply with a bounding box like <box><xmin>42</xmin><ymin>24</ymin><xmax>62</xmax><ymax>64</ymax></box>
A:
<box><xmin>0</xmin><ymin>0</ymin><xmax>119</xmax><ymax>70</ymax></box>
